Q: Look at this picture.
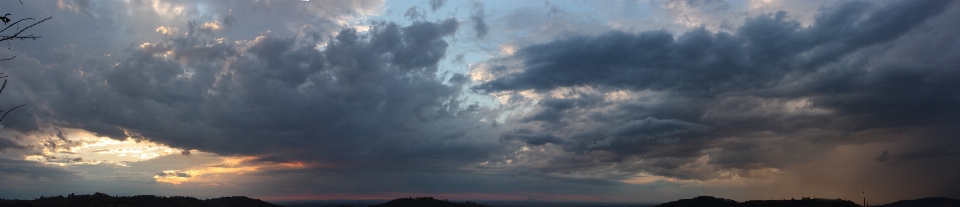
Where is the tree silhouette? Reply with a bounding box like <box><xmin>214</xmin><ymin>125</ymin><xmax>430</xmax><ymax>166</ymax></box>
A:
<box><xmin>0</xmin><ymin>1</ymin><xmax>51</xmax><ymax>122</ymax></box>
<box><xmin>1</xmin><ymin>3</ymin><xmax>51</xmax><ymax>60</ymax></box>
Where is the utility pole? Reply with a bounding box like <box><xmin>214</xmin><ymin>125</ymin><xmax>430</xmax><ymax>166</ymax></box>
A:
<box><xmin>862</xmin><ymin>187</ymin><xmax>868</xmax><ymax>207</ymax></box>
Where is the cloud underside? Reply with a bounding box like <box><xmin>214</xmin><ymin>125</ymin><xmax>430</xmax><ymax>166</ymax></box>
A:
<box><xmin>0</xmin><ymin>0</ymin><xmax>959</xmax><ymax>199</ymax></box>
<box><xmin>473</xmin><ymin>0</ymin><xmax>960</xmax><ymax>180</ymax></box>
<box><xmin>4</xmin><ymin>17</ymin><xmax>505</xmax><ymax>170</ymax></box>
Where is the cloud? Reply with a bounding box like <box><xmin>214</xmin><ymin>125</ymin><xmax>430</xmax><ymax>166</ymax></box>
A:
<box><xmin>56</xmin><ymin>0</ymin><xmax>96</xmax><ymax>15</ymax></box>
<box><xmin>475</xmin><ymin>0</ymin><xmax>953</xmax><ymax>95</ymax></box>
<box><xmin>2</xmin><ymin>15</ymin><xmax>506</xmax><ymax>175</ymax></box>
<box><xmin>501</xmin><ymin>133</ymin><xmax>564</xmax><ymax>146</ymax></box>
<box><xmin>468</xmin><ymin>0</ymin><xmax>960</xmax><ymax>184</ymax></box>
<box><xmin>0</xmin><ymin>158</ymin><xmax>80</xmax><ymax>180</ymax></box>
<box><xmin>611</xmin><ymin>117</ymin><xmax>712</xmax><ymax>138</ymax></box>
<box><xmin>470</xmin><ymin>2</ymin><xmax>489</xmax><ymax>39</ymax></box>
<box><xmin>404</xmin><ymin>6</ymin><xmax>424</xmax><ymax>20</ymax></box>
<box><xmin>661</xmin><ymin>0</ymin><xmax>733</xmax><ymax>29</ymax></box>
<box><xmin>155</xmin><ymin>171</ymin><xmax>191</xmax><ymax>178</ymax></box>
<box><xmin>429</xmin><ymin>0</ymin><xmax>447</xmax><ymax>12</ymax></box>
<box><xmin>876</xmin><ymin>148</ymin><xmax>958</xmax><ymax>164</ymax></box>
<box><xmin>447</xmin><ymin>73</ymin><xmax>469</xmax><ymax>85</ymax></box>
<box><xmin>197</xmin><ymin>20</ymin><xmax>223</xmax><ymax>34</ymax></box>
<box><xmin>4</xmin><ymin>0</ymin><xmax>960</xmax><ymax>202</ymax></box>
<box><xmin>0</xmin><ymin>137</ymin><xmax>25</xmax><ymax>151</ymax></box>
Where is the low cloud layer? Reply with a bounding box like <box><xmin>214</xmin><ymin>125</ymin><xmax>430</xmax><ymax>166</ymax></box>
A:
<box><xmin>0</xmin><ymin>158</ymin><xmax>80</xmax><ymax>180</ymax></box>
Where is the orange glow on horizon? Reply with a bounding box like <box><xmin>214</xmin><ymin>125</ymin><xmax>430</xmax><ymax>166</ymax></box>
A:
<box><xmin>258</xmin><ymin>192</ymin><xmax>612</xmax><ymax>202</ymax></box>
<box><xmin>153</xmin><ymin>155</ymin><xmax>307</xmax><ymax>185</ymax></box>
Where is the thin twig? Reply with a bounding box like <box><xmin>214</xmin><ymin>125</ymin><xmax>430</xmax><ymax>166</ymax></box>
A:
<box><xmin>0</xmin><ymin>78</ymin><xmax>6</xmax><ymax>95</ymax></box>
<box><xmin>0</xmin><ymin>17</ymin><xmax>51</xmax><ymax>42</ymax></box>
<box><xmin>0</xmin><ymin>104</ymin><xmax>25</xmax><ymax>122</ymax></box>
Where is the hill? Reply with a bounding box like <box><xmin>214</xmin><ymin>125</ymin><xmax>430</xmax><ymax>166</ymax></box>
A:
<box><xmin>657</xmin><ymin>196</ymin><xmax>960</xmax><ymax>207</ymax></box>
<box><xmin>875</xmin><ymin>197</ymin><xmax>960</xmax><ymax>207</ymax></box>
<box><xmin>370</xmin><ymin>197</ymin><xmax>489</xmax><ymax>207</ymax></box>
<box><xmin>655</xmin><ymin>196</ymin><xmax>739</xmax><ymax>207</ymax></box>
<box><xmin>0</xmin><ymin>192</ymin><xmax>282</xmax><ymax>207</ymax></box>
<box><xmin>656</xmin><ymin>196</ymin><xmax>859</xmax><ymax>207</ymax></box>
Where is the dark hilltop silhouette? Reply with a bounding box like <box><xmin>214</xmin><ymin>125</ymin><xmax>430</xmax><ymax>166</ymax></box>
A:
<box><xmin>2</xmin><ymin>194</ymin><xmax>958</xmax><ymax>207</ymax></box>
<box><xmin>654</xmin><ymin>196</ymin><xmax>740</xmax><ymax>207</ymax></box>
<box><xmin>738</xmin><ymin>198</ymin><xmax>859</xmax><ymax>207</ymax></box>
<box><xmin>655</xmin><ymin>196</ymin><xmax>960</xmax><ymax>207</ymax></box>
<box><xmin>874</xmin><ymin>197</ymin><xmax>960</xmax><ymax>207</ymax></box>
<box><xmin>370</xmin><ymin>197</ymin><xmax>489</xmax><ymax>207</ymax></box>
<box><xmin>0</xmin><ymin>192</ymin><xmax>282</xmax><ymax>207</ymax></box>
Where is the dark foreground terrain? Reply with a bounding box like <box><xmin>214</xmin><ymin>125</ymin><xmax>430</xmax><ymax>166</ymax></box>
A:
<box><xmin>369</xmin><ymin>197</ymin><xmax>489</xmax><ymax>207</ymax></box>
<box><xmin>0</xmin><ymin>192</ymin><xmax>282</xmax><ymax>207</ymax></box>
<box><xmin>2</xmin><ymin>194</ymin><xmax>957</xmax><ymax>207</ymax></box>
<box><xmin>655</xmin><ymin>196</ymin><xmax>960</xmax><ymax>207</ymax></box>
<box><xmin>655</xmin><ymin>196</ymin><xmax>857</xmax><ymax>207</ymax></box>
<box><xmin>875</xmin><ymin>197</ymin><xmax>960</xmax><ymax>207</ymax></box>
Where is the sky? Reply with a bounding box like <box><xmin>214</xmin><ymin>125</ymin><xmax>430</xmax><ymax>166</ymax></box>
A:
<box><xmin>0</xmin><ymin>0</ymin><xmax>958</xmax><ymax>204</ymax></box>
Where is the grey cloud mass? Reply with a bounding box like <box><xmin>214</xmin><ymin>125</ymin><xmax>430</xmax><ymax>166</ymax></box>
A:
<box><xmin>3</xmin><ymin>15</ymin><xmax>501</xmax><ymax>172</ymax></box>
<box><xmin>429</xmin><ymin>0</ymin><xmax>447</xmax><ymax>12</ymax></box>
<box><xmin>611</xmin><ymin>117</ymin><xmax>712</xmax><ymax>138</ymax></box>
<box><xmin>2</xmin><ymin>0</ymin><xmax>960</xmax><ymax>203</ymax></box>
<box><xmin>470</xmin><ymin>2</ymin><xmax>489</xmax><ymax>39</ymax></box>
<box><xmin>474</xmin><ymin>0</ymin><xmax>960</xmax><ymax>189</ymax></box>
<box><xmin>0</xmin><ymin>137</ymin><xmax>25</xmax><ymax>151</ymax></box>
<box><xmin>404</xmin><ymin>6</ymin><xmax>425</xmax><ymax>20</ymax></box>
<box><xmin>475</xmin><ymin>0</ymin><xmax>953</xmax><ymax>94</ymax></box>
<box><xmin>0</xmin><ymin>158</ymin><xmax>80</xmax><ymax>180</ymax></box>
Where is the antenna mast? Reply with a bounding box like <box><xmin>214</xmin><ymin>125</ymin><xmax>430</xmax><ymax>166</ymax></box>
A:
<box><xmin>862</xmin><ymin>187</ymin><xmax>868</xmax><ymax>207</ymax></box>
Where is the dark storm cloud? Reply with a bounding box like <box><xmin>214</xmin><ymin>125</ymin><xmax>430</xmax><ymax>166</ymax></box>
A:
<box><xmin>610</xmin><ymin>117</ymin><xmax>712</xmax><ymax>138</ymax></box>
<box><xmin>472</xmin><ymin>0</ymin><xmax>960</xmax><ymax>182</ymax></box>
<box><xmin>520</xmin><ymin>93</ymin><xmax>605</xmax><ymax>124</ymax></box>
<box><xmin>501</xmin><ymin>133</ymin><xmax>564</xmax><ymax>146</ymax></box>
<box><xmin>4</xmin><ymin>0</ymin><xmax>960</xmax><ymax>200</ymax></box>
<box><xmin>2</xmin><ymin>16</ymin><xmax>505</xmax><ymax>174</ymax></box>
<box><xmin>474</xmin><ymin>0</ymin><xmax>951</xmax><ymax>95</ymax></box>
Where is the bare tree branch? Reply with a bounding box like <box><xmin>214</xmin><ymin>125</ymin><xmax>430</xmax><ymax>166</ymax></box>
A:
<box><xmin>0</xmin><ymin>74</ymin><xmax>22</xmax><ymax>123</ymax></box>
<box><xmin>0</xmin><ymin>104</ymin><xmax>25</xmax><ymax>122</ymax></box>
<box><xmin>0</xmin><ymin>76</ymin><xmax>8</xmax><ymax>95</ymax></box>
<box><xmin>0</xmin><ymin>17</ymin><xmax>52</xmax><ymax>42</ymax></box>
<box><xmin>0</xmin><ymin>10</ymin><xmax>49</xmax><ymax>124</ymax></box>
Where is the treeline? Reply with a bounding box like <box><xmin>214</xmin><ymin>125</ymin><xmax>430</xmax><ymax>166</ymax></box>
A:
<box><xmin>370</xmin><ymin>197</ymin><xmax>489</xmax><ymax>207</ymax></box>
<box><xmin>0</xmin><ymin>192</ymin><xmax>282</xmax><ymax>207</ymax></box>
